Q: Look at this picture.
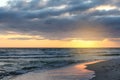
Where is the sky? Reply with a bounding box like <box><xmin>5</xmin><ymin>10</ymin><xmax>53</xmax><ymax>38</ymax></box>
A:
<box><xmin>0</xmin><ymin>0</ymin><xmax>120</xmax><ymax>48</ymax></box>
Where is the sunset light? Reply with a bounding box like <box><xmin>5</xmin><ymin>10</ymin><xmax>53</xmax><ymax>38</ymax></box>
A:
<box><xmin>0</xmin><ymin>0</ymin><xmax>120</xmax><ymax>80</ymax></box>
<box><xmin>0</xmin><ymin>0</ymin><xmax>119</xmax><ymax>48</ymax></box>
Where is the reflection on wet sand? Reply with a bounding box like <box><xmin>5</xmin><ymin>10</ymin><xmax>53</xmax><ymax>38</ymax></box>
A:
<box><xmin>11</xmin><ymin>60</ymin><xmax>104</xmax><ymax>80</ymax></box>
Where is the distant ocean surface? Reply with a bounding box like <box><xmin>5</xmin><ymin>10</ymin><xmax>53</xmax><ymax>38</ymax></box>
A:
<box><xmin>0</xmin><ymin>48</ymin><xmax>120</xmax><ymax>79</ymax></box>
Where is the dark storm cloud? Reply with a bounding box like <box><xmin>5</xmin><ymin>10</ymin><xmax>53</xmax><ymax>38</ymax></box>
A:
<box><xmin>0</xmin><ymin>0</ymin><xmax>120</xmax><ymax>40</ymax></box>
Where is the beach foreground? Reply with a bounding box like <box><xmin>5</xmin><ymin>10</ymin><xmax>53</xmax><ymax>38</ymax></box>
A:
<box><xmin>9</xmin><ymin>59</ymin><xmax>120</xmax><ymax>80</ymax></box>
<box><xmin>87</xmin><ymin>59</ymin><xmax>120</xmax><ymax>80</ymax></box>
<box><xmin>10</xmin><ymin>61</ymin><xmax>102</xmax><ymax>80</ymax></box>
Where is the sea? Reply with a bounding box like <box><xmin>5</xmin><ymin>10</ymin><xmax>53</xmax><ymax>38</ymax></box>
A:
<box><xmin>0</xmin><ymin>48</ymin><xmax>120</xmax><ymax>80</ymax></box>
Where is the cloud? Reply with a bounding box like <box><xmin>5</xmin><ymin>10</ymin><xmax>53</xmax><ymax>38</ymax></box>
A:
<box><xmin>8</xmin><ymin>37</ymin><xmax>35</xmax><ymax>40</ymax></box>
<box><xmin>8</xmin><ymin>37</ymin><xmax>44</xmax><ymax>40</ymax></box>
<box><xmin>108</xmin><ymin>38</ymin><xmax>120</xmax><ymax>42</ymax></box>
<box><xmin>0</xmin><ymin>0</ymin><xmax>120</xmax><ymax>40</ymax></box>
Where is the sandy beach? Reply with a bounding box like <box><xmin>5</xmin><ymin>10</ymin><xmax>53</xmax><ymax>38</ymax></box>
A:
<box><xmin>10</xmin><ymin>61</ymin><xmax>102</xmax><ymax>80</ymax></box>
<box><xmin>11</xmin><ymin>59</ymin><xmax>120</xmax><ymax>80</ymax></box>
<box><xmin>4</xmin><ymin>59</ymin><xmax>120</xmax><ymax>80</ymax></box>
<box><xmin>87</xmin><ymin>59</ymin><xmax>120</xmax><ymax>80</ymax></box>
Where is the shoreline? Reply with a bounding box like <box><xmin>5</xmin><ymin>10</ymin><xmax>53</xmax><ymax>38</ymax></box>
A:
<box><xmin>10</xmin><ymin>60</ymin><xmax>102</xmax><ymax>80</ymax></box>
<box><xmin>87</xmin><ymin>59</ymin><xmax>120</xmax><ymax>80</ymax></box>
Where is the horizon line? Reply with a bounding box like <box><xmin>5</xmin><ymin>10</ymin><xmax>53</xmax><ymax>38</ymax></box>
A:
<box><xmin>0</xmin><ymin>47</ymin><xmax>120</xmax><ymax>49</ymax></box>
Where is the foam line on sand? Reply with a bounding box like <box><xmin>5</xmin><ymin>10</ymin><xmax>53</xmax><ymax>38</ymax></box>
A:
<box><xmin>11</xmin><ymin>60</ymin><xmax>103</xmax><ymax>80</ymax></box>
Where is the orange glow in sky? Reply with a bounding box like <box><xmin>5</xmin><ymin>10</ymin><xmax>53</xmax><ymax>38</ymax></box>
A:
<box><xmin>0</xmin><ymin>34</ymin><xmax>118</xmax><ymax>48</ymax></box>
<box><xmin>0</xmin><ymin>0</ymin><xmax>120</xmax><ymax>48</ymax></box>
<box><xmin>70</xmin><ymin>39</ymin><xmax>116</xmax><ymax>48</ymax></box>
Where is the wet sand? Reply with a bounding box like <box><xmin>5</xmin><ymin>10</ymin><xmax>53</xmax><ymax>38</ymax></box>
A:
<box><xmin>87</xmin><ymin>59</ymin><xmax>120</xmax><ymax>80</ymax></box>
<box><xmin>10</xmin><ymin>61</ymin><xmax>102</xmax><ymax>80</ymax></box>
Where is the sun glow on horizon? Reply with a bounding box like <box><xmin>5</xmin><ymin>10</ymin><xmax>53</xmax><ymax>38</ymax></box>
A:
<box><xmin>70</xmin><ymin>39</ymin><xmax>116</xmax><ymax>48</ymax></box>
<box><xmin>71</xmin><ymin>40</ymin><xmax>97</xmax><ymax>48</ymax></box>
<box><xmin>0</xmin><ymin>34</ymin><xmax>118</xmax><ymax>48</ymax></box>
